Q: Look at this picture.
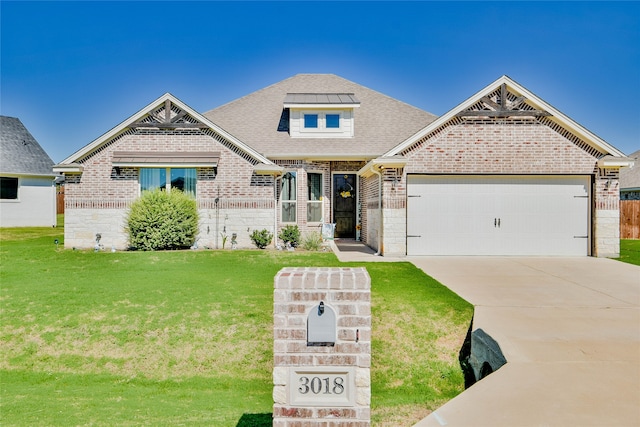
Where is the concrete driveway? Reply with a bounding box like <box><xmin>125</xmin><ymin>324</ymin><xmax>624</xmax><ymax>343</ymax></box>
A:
<box><xmin>408</xmin><ymin>257</ymin><xmax>640</xmax><ymax>427</ymax></box>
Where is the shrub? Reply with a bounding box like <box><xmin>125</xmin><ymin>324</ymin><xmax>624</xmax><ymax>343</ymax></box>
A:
<box><xmin>278</xmin><ymin>224</ymin><xmax>300</xmax><ymax>248</ymax></box>
<box><xmin>301</xmin><ymin>231</ymin><xmax>324</xmax><ymax>251</ymax></box>
<box><xmin>126</xmin><ymin>189</ymin><xmax>199</xmax><ymax>251</ymax></box>
<box><xmin>249</xmin><ymin>229</ymin><xmax>273</xmax><ymax>249</ymax></box>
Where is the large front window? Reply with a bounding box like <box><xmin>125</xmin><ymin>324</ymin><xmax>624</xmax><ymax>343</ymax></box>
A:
<box><xmin>307</xmin><ymin>173</ymin><xmax>323</xmax><ymax>222</ymax></box>
<box><xmin>140</xmin><ymin>168</ymin><xmax>196</xmax><ymax>196</ymax></box>
<box><xmin>281</xmin><ymin>171</ymin><xmax>297</xmax><ymax>222</ymax></box>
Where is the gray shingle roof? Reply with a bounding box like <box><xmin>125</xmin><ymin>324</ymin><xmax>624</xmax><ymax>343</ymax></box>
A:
<box><xmin>203</xmin><ymin>74</ymin><xmax>437</xmax><ymax>159</ymax></box>
<box><xmin>620</xmin><ymin>149</ymin><xmax>640</xmax><ymax>190</ymax></box>
<box><xmin>0</xmin><ymin>116</ymin><xmax>55</xmax><ymax>176</ymax></box>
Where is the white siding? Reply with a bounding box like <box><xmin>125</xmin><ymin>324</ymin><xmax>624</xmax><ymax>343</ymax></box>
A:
<box><xmin>0</xmin><ymin>176</ymin><xmax>56</xmax><ymax>227</ymax></box>
<box><xmin>289</xmin><ymin>109</ymin><xmax>354</xmax><ymax>138</ymax></box>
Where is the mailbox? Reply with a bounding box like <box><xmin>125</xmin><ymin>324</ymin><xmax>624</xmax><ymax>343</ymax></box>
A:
<box><xmin>307</xmin><ymin>301</ymin><xmax>336</xmax><ymax>346</ymax></box>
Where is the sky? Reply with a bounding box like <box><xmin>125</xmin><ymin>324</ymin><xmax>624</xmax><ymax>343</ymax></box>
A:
<box><xmin>1</xmin><ymin>1</ymin><xmax>639</xmax><ymax>163</ymax></box>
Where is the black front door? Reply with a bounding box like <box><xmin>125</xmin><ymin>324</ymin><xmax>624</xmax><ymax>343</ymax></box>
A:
<box><xmin>333</xmin><ymin>174</ymin><xmax>356</xmax><ymax>238</ymax></box>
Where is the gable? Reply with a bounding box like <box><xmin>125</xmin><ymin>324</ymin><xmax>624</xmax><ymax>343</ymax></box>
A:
<box><xmin>386</xmin><ymin>76</ymin><xmax>627</xmax><ymax>160</ymax></box>
<box><xmin>55</xmin><ymin>94</ymin><xmax>274</xmax><ymax>171</ymax></box>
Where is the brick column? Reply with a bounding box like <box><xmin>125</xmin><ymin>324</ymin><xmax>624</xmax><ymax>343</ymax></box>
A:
<box><xmin>273</xmin><ymin>267</ymin><xmax>371</xmax><ymax>426</ymax></box>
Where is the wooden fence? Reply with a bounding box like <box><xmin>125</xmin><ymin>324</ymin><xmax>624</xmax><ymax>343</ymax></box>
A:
<box><xmin>621</xmin><ymin>200</ymin><xmax>640</xmax><ymax>239</ymax></box>
<box><xmin>56</xmin><ymin>186</ymin><xmax>65</xmax><ymax>214</ymax></box>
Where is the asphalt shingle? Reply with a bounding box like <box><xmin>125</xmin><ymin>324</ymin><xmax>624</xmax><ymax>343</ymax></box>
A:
<box><xmin>203</xmin><ymin>74</ymin><xmax>437</xmax><ymax>159</ymax></box>
<box><xmin>0</xmin><ymin>116</ymin><xmax>55</xmax><ymax>176</ymax></box>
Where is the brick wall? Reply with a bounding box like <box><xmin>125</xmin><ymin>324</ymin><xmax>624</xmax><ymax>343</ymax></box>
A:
<box><xmin>273</xmin><ymin>267</ymin><xmax>371</xmax><ymax>426</ymax></box>
<box><xmin>63</xmin><ymin>128</ymin><xmax>276</xmax><ymax>248</ymax></box>
<box><xmin>376</xmin><ymin>117</ymin><xmax>620</xmax><ymax>257</ymax></box>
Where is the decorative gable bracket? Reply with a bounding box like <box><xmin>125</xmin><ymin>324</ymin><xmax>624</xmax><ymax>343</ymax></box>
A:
<box><xmin>130</xmin><ymin>99</ymin><xmax>208</xmax><ymax>129</ymax></box>
<box><xmin>456</xmin><ymin>84</ymin><xmax>551</xmax><ymax>118</ymax></box>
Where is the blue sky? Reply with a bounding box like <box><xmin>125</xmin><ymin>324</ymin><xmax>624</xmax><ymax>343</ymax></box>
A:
<box><xmin>1</xmin><ymin>1</ymin><xmax>638</xmax><ymax>162</ymax></box>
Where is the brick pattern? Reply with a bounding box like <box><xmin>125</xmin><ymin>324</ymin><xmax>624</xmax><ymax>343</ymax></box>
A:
<box><xmin>272</xmin><ymin>160</ymin><xmax>365</xmax><ymax>238</ymax></box>
<box><xmin>62</xmin><ymin>127</ymin><xmax>276</xmax><ymax>248</ymax></box>
<box><xmin>274</xmin><ymin>268</ymin><xmax>371</xmax><ymax>427</ymax></box>
<box><xmin>367</xmin><ymin>116</ymin><xmax>622</xmax><ymax>257</ymax></box>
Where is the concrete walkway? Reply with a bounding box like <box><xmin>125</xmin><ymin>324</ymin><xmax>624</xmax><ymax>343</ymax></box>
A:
<box><xmin>330</xmin><ymin>242</ymin><xmax>640</xmax><ymax>426</ymax></box>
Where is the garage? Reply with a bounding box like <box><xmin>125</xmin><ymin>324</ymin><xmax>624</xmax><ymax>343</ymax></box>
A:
<box><xmin>406</xmin><ymin>175</ymin><xmax>591</xmax><ymax>256</ymax></box>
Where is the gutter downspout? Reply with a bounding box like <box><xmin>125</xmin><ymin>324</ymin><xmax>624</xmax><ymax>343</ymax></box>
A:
<box><xmin>370</xmin><ymin>165</ymin><xmax>383</xmax><ymax>256</ymax></box>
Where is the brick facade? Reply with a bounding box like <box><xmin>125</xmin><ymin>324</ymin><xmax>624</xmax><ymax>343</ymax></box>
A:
<box><xmin>364</xmin><ymin>117</ymin><xmax>621</xmax><ymax>257</ymax></box>
<box><xmin>273</xmin><ymin>267</ymin><xmax>371</xmax><ymax>426</ymax></box>
<box><xmin>59</xmin><ymin>77</ymin><xmax>627</xmax><ymax>256</ymax></box>
<box><xmin>63</xmin><ymin>126</ymin><xmax>276</xmax><ymax>249</ymax></box>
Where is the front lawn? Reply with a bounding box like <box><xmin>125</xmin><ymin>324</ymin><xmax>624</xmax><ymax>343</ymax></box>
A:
<box><xmin>617</xmin><ymin>239</ymin><xmax>640</xmax><ymax>266</ymax></box>
<box><xmin>0</xmin><ymin>227</ymin><xmax>472</xmax><ymax>426</ymax></box>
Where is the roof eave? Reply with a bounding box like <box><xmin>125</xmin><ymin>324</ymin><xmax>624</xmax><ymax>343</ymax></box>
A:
<box><xmin>53</xmin><ymin>163</ymin><xmax>84</xmax><ymax>173</ymax></box>
<box><xmin>253</xmin><ymin>164</ymin><xmax>284</xmax><ymax>175</ymax></box>
<box><xmin>358</xmin><ymin>156</ymin><xmax>408</xmax><ymax>177</ymax></box>
<box><xmin>597</xmin><ymin>155</ymin><xmax>635</xmax><ymax>169</ymax></box>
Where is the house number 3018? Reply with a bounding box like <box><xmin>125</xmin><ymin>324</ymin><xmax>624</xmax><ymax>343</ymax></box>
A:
<box><xmin>298</xmin><ymin>376</ymin><xmax>345</xmax><ymax>395</ymax></box>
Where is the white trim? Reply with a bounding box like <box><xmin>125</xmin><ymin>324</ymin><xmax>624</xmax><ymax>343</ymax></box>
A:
<box><xmin>385</xmin><ymin>75</ymin><xmax>627</xmax><ymax>158</ymax></box>
<box><xmin>358</xmin><ymin>156</ymin><xmax>407</xmax><ymax>177</ymax></box>
<box><xmin>280</xmin><ymin>170</ymin><xmax>297</xmax><ymax>224</ymax></box>
<box><xmin>597</xmin><ymin>155</ymin><xmax>635</xmax><ymax>168</ymax></box>
<box><xmin>306</xmin><ymin>170</ymin><xmax>325</xmax><ymax>224</ymax></box>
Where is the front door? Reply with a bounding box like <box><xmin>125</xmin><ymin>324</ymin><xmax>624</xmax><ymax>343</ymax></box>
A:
<box><xmin>333</xmin><ymin>174</ymin><xmax>356</xmax><ymax>238</ymax></box>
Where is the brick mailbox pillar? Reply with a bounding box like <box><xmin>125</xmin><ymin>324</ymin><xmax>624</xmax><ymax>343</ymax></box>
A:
<box><xmin>273</xmin><ymin>267</ymin><xmax>371</xmax><ymax>426</ymax></box>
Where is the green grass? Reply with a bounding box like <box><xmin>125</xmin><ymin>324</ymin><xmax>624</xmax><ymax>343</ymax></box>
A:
<box><xmin>0</xmin><ymin>226</ymin><xmax>473</xmax><ymax>426</ymax></box>
<box><xmin>617</xmin><ymin>239</ymin><xmax>640</xmax><ymax>266</ymax></box>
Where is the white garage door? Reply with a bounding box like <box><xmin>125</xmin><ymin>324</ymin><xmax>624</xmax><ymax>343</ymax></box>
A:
<box><xmin>407</xmin><ymin>175</ymin><xmax>591</xmax><ymax>256</ymax></box>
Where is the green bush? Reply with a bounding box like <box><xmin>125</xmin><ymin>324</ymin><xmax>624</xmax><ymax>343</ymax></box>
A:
<box><xmin>126</xmin><ymin>189</ymin><xmax>199</xmax><ymax>251</ymax></box>
<box><xmin>278</xmin><ymin>224</ymin><xmax>300</xmax><ymax>248</ymax></box>
<box><xmin>301</xmin><ymin>231</ymin><xmax>324</xmax><ymax>251</ymax></box>
<box><xmin>249</xmin><ymin>229</ymin><xmax>273</xmax><ymax>249</ymax></box>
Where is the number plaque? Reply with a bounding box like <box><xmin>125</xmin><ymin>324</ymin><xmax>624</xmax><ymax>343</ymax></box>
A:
<box><xmin>289</xmin><ymin>367</ymin><xmax>355</xmax><ymax>407</ymax></box>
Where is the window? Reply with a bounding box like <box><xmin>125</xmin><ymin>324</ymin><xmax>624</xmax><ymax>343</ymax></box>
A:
<box><xmin>326</xmin><ymin>114</ymin><xmax>340</xmax><ymax>128</ymax></box>
<box><xmin>0</xmin><ymin>177</ymin><xmax>18</xmax><ymax>200</ymax></box>
<box><xmin>281</xmin><ymin>172</ymin><xmax>297</xmax><ymax>222</ymax></box>
<box><xmin>304</xmin><ymin>114</ymin><xmax>318</xmax><ymax>128</ymax></box>
<box><xmin>307</xmin><ymin>173</ymin><xmax>323</xmax><ymax>222</ymax></box>
<box><xmin>140</xmin><ymin>168</ymin><xmax>196</xmax><ymax>196</ymax></box>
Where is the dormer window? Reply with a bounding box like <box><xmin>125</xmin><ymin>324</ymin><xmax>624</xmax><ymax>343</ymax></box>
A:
<box><xmin>284</xmin><ymin>93</ymin><xmax>360</xmax><ymax>138</ymax></box>
<box><xmin>326</xmin><ymin>114</ymin><xmax>340</xmax><ymax>128</ymax></box>
<box><xmin>304</xmin><ymin>114</ymin><xmax>319</xmax><ymax>128</ymax></box>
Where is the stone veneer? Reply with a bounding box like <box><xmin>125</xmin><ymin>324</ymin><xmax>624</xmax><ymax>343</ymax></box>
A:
<box><xmin>273</xmin><ymin>267</ymin><xmax>371</xmax><ymax>427</ymax></box>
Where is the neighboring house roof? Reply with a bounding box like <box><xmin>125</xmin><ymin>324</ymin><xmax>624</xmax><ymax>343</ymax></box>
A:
<box><xmin>384</xmin><ymin>75</ymin><xmax>629</xmax><ymax>160</ymax></box>
<box><xmin>0</xmin><ymin>116</ymin><xmax>55</xmax><ymax>177</ymax></box>
<box><xmin>203</xmin><ymin>74</ymin><xmax>438</xmax><ymax>160</ymax></box>
<box><xmin>55</xmin><ymin>93</ymin><xmax>276</xmax><ymax>170</ymax></box>
<box><xmin>620</xmin><ymin>149</ymin><xmax>640</xmax><ymax>191</ymax></box>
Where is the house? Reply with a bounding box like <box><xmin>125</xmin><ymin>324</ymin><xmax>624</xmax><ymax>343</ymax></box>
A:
<box><xmin>620</xmin><ymin>149</ymin><xmax>640</xmax><ymax>200</ymax></box>
<box><xmin>1</xmin><ymin>116</ymin><xmax>57</xmax><ymax>227</ymax></box>
<box><xmin>53</xmin><ymin>74</ymin><xmax>633</xmax><ymax>257</ymax></box>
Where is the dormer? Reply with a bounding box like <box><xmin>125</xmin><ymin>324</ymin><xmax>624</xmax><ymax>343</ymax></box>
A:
<box><xmin>283</xmin><ymin>93</ymin><xmax>360</xmax><ymax>138</ymax></box>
